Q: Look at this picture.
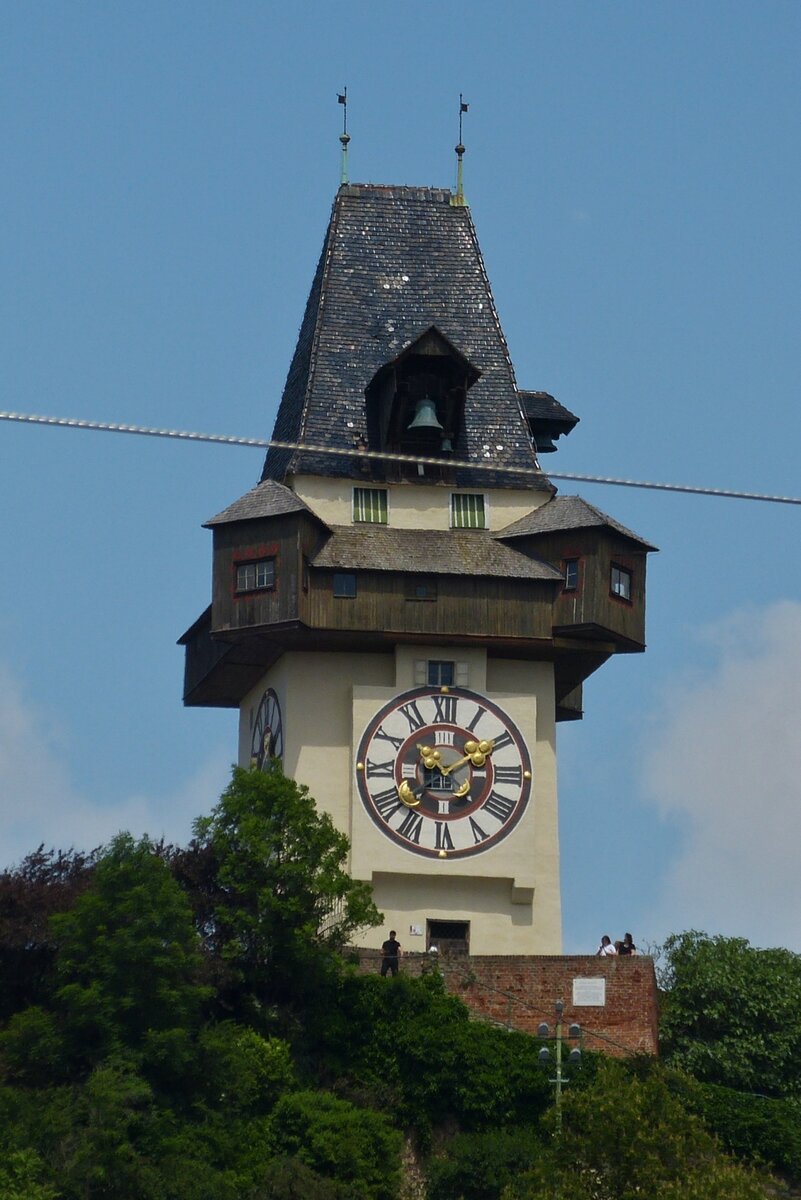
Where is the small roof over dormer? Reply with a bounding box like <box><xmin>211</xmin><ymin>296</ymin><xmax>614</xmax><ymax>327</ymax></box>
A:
<box><xmin>366</xmin><ymin>325</ymin><xmax>482</xmax><ymax>394</ymax></box>
<box><xmin>204</xmin><ymin>478</ymin><xmax>327</xmax><ymax>529</ymax></box>
<box><xmin>494</xmin><ymin>495</ymin><xmax>658</xmax><ymax>551</ymax></box>
<box><xmin>262</xmin><ymin>183</ymin><xmax>552</xmax><ymax>491</ymax></box>
<box><xmin>520</xmin><ymin>390</ymin><xmax>579</xmax><ymax>453</ymax></box>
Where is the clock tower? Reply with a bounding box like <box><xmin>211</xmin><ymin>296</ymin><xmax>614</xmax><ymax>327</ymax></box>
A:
<box><xmin>180</xmin><ymin>181</ymin><xmax>654</xmax><ymax>956</ymax></box>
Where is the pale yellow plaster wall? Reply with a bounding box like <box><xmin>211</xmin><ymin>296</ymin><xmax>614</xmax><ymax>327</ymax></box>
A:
<box><xmin>353</xmin><ymin>874</ymin><xmax>536</xmax><ymax>957</ymax></box>
<box><xmin>290</xmin><ymin>474</ymin><xmax>549</xmax><ymax>531</ymax></box>
<box><xmin>239</xmin><ymin>651</ymin><xmax>394</xmax><ymax>836</ymax></box>
<box><xmin>238</xmin><ymin>646</ymin><xmax>561</xmax><ymax>955</ymax></box>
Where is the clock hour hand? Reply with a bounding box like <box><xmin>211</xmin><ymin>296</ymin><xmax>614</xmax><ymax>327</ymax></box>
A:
<box><xmin>398</xmin><ymin>779</ymin><xmax>426</xmax><ymax>808</ymax></box>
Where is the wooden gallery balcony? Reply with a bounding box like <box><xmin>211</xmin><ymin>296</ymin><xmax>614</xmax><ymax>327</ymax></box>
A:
<box><xmin>179</xmin><ymin>491</ymin><xmax>655</xmax><ymax>715</ymax></box>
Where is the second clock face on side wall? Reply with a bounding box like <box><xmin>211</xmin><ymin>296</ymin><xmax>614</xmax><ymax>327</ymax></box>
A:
<box><xmin>250</xmin><ymin>688</ymin><xmax>284</xmax><ymax>770</ymax></box>
<box><xmin>355</xmin><ymin>686</ymin><xmax>532</xmax><ymax>859</ymax></box>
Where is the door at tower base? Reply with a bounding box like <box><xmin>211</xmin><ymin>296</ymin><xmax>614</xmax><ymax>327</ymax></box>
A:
<box><xmin>238</xmin><ymin>645</ymin><xmax>562</xmax><ymax>956</ymax></box>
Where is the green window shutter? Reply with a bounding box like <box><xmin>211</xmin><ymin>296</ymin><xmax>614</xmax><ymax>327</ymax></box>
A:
<box><xmin>353</xmin><ymin>488</ymin><xmax>388</xmax><ymax>524</ymax></box>
<box><xmin>451</xmin><ymin>493</ymin><xmax>486</xmax><ymax>529</ymax></box>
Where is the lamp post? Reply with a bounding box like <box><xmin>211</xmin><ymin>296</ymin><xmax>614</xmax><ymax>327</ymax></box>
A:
<box><xmin>538</xmin><ymin>999</ymin><xmax>582</xmax><ymax>1134</ymax></box>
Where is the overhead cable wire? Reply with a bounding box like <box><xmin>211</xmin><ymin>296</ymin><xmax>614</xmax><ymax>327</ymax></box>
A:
<box><xmin>2</xmin><ymin>409</ymin><xmax>800</xmax><ymax>507</ymax></box>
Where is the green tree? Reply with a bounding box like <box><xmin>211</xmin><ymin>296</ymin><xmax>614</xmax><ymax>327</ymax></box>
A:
<box><xmin>502</xmin><ymin>1058</ymin><xmax>768</xmax><ymax>1200</ymax></box>
<box><xmin>659</xmin><ymin>930</ymin><xmax>801</xmax><ymax>1097</ymax></box>
<box><xmin>254</xmin><ymin>1157</ymin><xmax>349</xmax><ymax>1199</ymax></box>
<box><xmin>0</xmin><ymin>1149</ymin><xmax>58</xmax><ymax>1200</ymax></box>
<box><xmin>0</xmin><ymin>846</ymin><xmax>97</xmax><ymax>1023</ymax></box>
<box><xmin>266</xmin><ymin>1090</ymin><xmax>402</xmax><ymax>1200</ymax></box>
<box><xmin>187</xmin><ymin>766</ymin><xmax>381</xmax><ymax>1006</ymax></box>
<box><xmin>426</xmin><ymin>1127</ymin><xmax>541</xmax><ymax>1200</ymax></box>
<box><xmin>51</xmin><ymin>833</ymin><xmax>208</xmax><ymax>1075</ymax></box>
<box><xmin>299</xmin><ymin>970</ymin><xmax>551</xmax><ymax>1145</ymax></box>
<box><xmin>197</xmin><ymin>1022</ymin><xmax>296</xmax><ymax>1114</ymax></box>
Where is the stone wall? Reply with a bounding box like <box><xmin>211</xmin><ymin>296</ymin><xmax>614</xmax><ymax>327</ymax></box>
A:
<box><xmin>356</xmin><ymin>952</ymin><xmax>659</xmax><ymax>1057</ymax></box>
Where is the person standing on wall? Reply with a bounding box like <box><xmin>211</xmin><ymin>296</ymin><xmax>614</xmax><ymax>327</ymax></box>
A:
<box><xmin>380</xmin><ymin>930</ymin><xmax>402</xmax><ymax>977</ymax></box>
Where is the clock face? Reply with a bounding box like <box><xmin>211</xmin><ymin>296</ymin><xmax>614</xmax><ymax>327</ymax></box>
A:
<box><xmin>250</xmin><ymin>688</ymin><xmax>284</xmax><ymax>770</ymax></box>
<box><xmin>355</xmin><ymin>686</ymin><xmax>532</xmax><ymax>859</ymax></box>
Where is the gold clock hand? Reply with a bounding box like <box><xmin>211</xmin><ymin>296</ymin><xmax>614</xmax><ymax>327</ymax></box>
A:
<box><xmin>440</xmin><ymin>739</ymin><xmax>495</xmax><ymax>775</ymax></box>
<box><xmin>398</xmin><ymin>780</ymin><xmax>425</xmax><ymax>808</ymax></box>
<box><xmin>416</xmin><ymin>743</ymin><xmax>443</xmax><ymax>771</ymax></box>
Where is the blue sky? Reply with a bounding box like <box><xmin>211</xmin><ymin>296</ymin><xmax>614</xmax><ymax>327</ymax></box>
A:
<box><xmin>2</xmin><ymin>1</ymin><xmax>800</xmax><ymax>954</ymax></box>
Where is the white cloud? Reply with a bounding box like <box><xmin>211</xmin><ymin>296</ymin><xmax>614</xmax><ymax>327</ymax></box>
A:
<box><xmin>0</xmin><ymin>665</ymin><xmax>230</xmax><ymax>868</ymax></box>
<box><xmin>641</xmin><ymin>600</ymin><xmax>801</xmax><ymax>953</ymax></box>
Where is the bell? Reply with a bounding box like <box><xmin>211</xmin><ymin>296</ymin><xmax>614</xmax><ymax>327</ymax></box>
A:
<box><xmin>407</xmin><ymin>396</ymin><xmax>443</xmax><ymax>432</ymax></box>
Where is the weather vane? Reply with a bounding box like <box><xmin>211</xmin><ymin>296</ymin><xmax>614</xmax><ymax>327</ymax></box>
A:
<box><xmin>453</xmin><ymin>93</ymin><xmax>469</xmax><ymax>206</ymax></box>
<box><xmin>338</xmin><ymin>88</ymin><xmax>350</xmax><ymax>185</ymax></box>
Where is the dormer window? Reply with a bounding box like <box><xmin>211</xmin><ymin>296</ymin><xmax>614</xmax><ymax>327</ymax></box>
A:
<box><xmin>365</xmin><ymin>327</ymin><xmax>481</xmax><ymax>481</ymax></box>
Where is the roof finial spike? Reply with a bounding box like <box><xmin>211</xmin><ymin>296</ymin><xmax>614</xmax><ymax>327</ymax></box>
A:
<box><xmin>337</xmin><ymin>88</ymin><xmax>350</xmax><ymax>185</ymax></box>
<box><xmin>452</xmin><ymin>94</ymin><xmax>469</xmax><ymax>207</ymax></box>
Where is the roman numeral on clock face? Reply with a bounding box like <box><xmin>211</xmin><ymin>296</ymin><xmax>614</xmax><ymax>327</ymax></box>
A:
<box><xmin>398</xmin><ymin>701</ymin><xmax>426</xmax><ymax>731</ymax></box>
<box><xmin>433</xmin><ymin>693</ymin><xmax>458</xmax><ymax>723</ymax></box>
<box><xmin>373</xmin><ymin>725</ymin><xmax>404</xmax><ymax>751</ymax></box>
<box><xmin>435</xmin><ymin>822</ymin><xmax>455</xmax><ymax>850</ymax></box>
<box><xmin>397</xmin><ymin>809</ymin><xmax>423</xmax><ymax>843</ymax></box>
<box><xmin>493</xmin><ymin>764</ymin><xmax>523</xmax><ymax>787</ymax></box>
<box><xmin>469</xmin><ymin>816</ymin><xmax>490</xmax><ymax>844</ymax></box>
<box><xmin>466</xmin><ymin>704</ymin><xmax>487</xmax><ymax>733</ymax></box>
<box><xmin>373</xmin><ymin>788</ymin><xmax>402</xmax><ymax>821</ymax></box>
<box><xmin>481</xmin><ymin>790</ymin><xmax>516</xmax><ymax>823</ymax></box>
<box><xmin>366</xmin><ymin>758</ymin><xmax>394</xmax><ymax>778</ymax></box>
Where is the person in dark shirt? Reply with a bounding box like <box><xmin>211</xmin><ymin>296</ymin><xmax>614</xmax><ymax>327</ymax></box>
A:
<box><xmin>619</xmin><ymin>932</ymin><xmax>637</xmax><ymax>956</ymax></box>
<box><xmin>380</xmin><ymin>930</ymin><xmax>402</xmax><ymax>976</ymax></box>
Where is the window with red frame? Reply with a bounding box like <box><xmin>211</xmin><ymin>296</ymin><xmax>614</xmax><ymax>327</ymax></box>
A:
<box><xmin>235</xmin><ymin>557</ymin><xmax>275</xmax><ymax>594</ymax></box>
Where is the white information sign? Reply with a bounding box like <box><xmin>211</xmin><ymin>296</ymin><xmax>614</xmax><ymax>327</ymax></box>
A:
<box><xmin>572</xmin><ymin>977</ymin><xmax>606</xmax><ymax>1007</ymax></box>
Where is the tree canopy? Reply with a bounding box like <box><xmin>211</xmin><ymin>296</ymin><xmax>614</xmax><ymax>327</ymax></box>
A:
<box><xmin>659</xmin><ymin>929</ymin><xmax>801</xmax><ymax>1097</ymax></box>
<box><xmin>0</xmin><ymin>773</ymin><xmax>793</xmax><ymax>1198</ymax></box>
<box><xmin>177</xmin><ymin>766</ymin><xmax>381</xmax><ymax>1010</ymax></box>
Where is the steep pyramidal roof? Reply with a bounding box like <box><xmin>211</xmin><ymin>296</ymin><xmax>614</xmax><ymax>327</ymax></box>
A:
<box><xmin>262</xmin><ymin>183</ymin><xmax>552</xmax><ymax>491</ymax></box>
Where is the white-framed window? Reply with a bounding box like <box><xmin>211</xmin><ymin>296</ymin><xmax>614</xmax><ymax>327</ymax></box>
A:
<box><xmin>353</xmin><ymin>487</ymin><xmax>388</xmax><ymax>524</ymax></box>
<box><xmin>235</xmin><ymin>558</ymin><xmax>275</xmax><ymax>593</ymax></box>
<box><xmin>415</xmin><ymin>660</ymin><xmax>469</xmax><ymax>687</ymax></box>
<box><xmin>450</xmin><ymin>493</ymin><xmax>486</xmax><ymax>529</ymax></box>
<box><xmin>610</xmin><ymin>564</ymin><xmax>632</xmax><ymax>601</ymax></box>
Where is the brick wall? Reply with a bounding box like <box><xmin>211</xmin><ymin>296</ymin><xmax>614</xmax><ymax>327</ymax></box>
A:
<box><xmin>356</xmin><ymin>952</ymin><xmax>659</xmax><ymax>1057</ymax></box>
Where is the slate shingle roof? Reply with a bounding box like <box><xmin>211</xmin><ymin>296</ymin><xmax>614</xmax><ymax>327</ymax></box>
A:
<box><xmin>519</xmin><ymin>390</ymin><xmax>579</xmax><ymax>428</ymax></box>
<box><xmin>204</xmin><ymin>478</ymin><xmax>321</xmax><ymax>527</ymax></box>
<box><xmin>312</xmin><ymin>525</ymin><xmax>563</xmax><ymax>581</ymax></box>
<box><xmin>262</xmin><ymin>183</ymin><xmax>552</xmax><ymax>492</ymax></box>
<box><xmin>495</xmin><ymin>496</ymin><xmax>658</xmax><ymax>550</ymax></box>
